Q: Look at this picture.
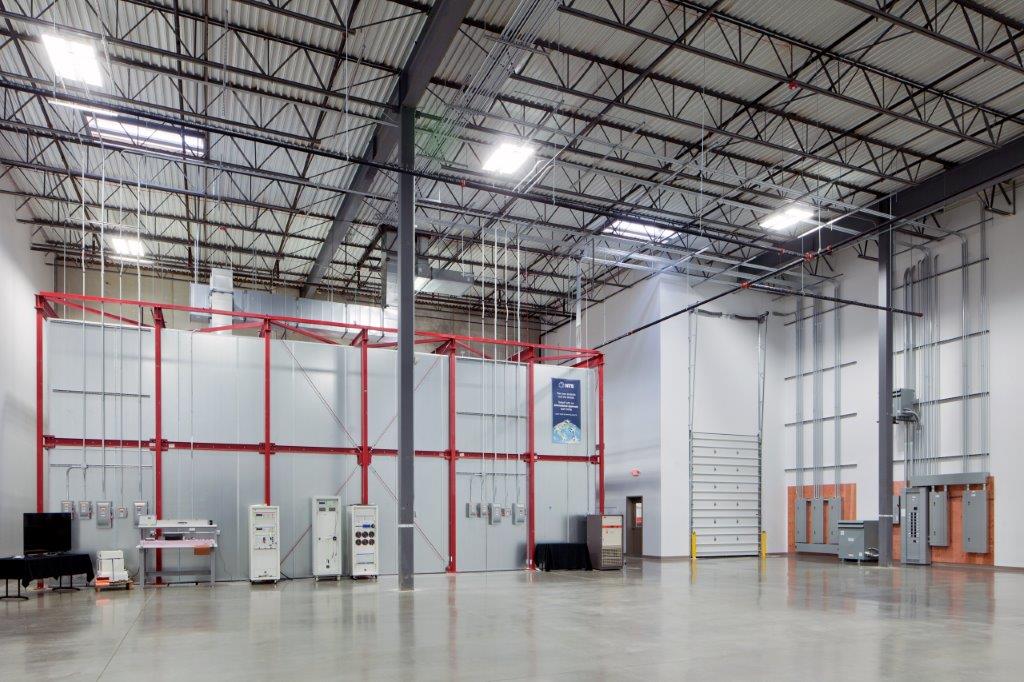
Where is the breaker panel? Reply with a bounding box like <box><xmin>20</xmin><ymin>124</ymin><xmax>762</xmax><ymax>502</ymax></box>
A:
<box><xmin>248</xmin><ymin>505</ymin><xmax>280</xmax><ymax>583</ymax></box>
<box><xmin>312</xmin><ymin>496</ymin><xmax>342</xmax><ymax>579</ymax></box>
<box><xmin>901</xmin><ymin>487</ymin><xmax>930</xmax><ymax>565</ymax></box>
<box><xmin>344</xmin><ymin>505</ymin><xmax>378</xmax><ymax>579</ymax></box>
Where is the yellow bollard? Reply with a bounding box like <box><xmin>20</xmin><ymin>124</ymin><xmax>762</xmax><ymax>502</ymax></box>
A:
<box><xmin>690</xmin><ymin>530</ymin><xmax>697</xmax><ymax>558</ymax></box>
<box><xmin>760</xmin><ymin>531</ymin><xmax>767</xmax><ymax>559</ymax></box>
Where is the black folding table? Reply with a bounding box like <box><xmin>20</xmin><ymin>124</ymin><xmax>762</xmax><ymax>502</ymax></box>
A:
<box><xmin>0</xmin><ymin>553</ymin><xmax>95</xmax><ymax>600</ymax></box>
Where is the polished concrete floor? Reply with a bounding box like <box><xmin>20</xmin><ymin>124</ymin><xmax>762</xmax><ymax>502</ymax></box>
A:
<box><xmin>1</xmin><ymin>556</ymin><xmax>1021</xmax><ymax>680</ymax></box>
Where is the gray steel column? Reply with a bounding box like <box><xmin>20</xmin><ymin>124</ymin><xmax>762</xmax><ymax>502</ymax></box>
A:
<box><xmin>397</xmin><ymin>87</ymin><xmax>415</xmax><ymax>590</ymax></box>
<box><xmin>877</xmin><ymin>229</ymin><xmax>894</xmax><ymax>566</ymax></box>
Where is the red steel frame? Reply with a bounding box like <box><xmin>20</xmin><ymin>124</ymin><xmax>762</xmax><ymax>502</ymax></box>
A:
<box><xmin>34</xmin><ymin>291</ymin><xmax>605</xmax><ymax>572</ymax></box>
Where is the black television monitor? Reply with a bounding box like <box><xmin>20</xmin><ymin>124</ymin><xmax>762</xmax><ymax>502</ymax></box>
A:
<box><xmin>23</xmin><ymin>513</ymin><xmax>72</xmax><ymax>555</ymax></box>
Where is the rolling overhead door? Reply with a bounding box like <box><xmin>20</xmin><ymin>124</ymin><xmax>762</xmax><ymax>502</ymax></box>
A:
<box><xmin>690</xmin><ymin>432</ymin><xmax>762</xmax><ymax>557</ymax></box>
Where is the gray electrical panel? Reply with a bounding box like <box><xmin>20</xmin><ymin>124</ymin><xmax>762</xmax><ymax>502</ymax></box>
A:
<box><xmin>963</xmin><ymin>489</ymin><xmax>988</xmax><ymax>554</ymax></box>
<box><xmin>61</xmin><ymin>500</ymin><xmax>75</xmax><ymax>518</ymax></box>
<box><xmin>892</xmin><ymin>494</ymin><xmax>901</xmax><ymax>525</ymax></box>
<box><xmin>837</xmin><ymin>520</ymin><xmax>878</xmax><ymax>561</ymax></box>
<box><xmin>78</xmin><ymin>500</ymin><xmax>93</xmax><ymax>520</ymax></box>
<box><xmin>928</xmin><ymin>490</ymin><xmax>949</xmax><ymax>547</ymax></box>
<box><xmin>811</xmin><ymin>498</ymin><xmax>825</xmax><ymax>543</ymax></box>
<box><xmin>133</xmin><ymin>501</ymin><xmax>149</xmax><ymax>527</ymax></box>
<box><xmin>794</xmin><ymin>498</ymin><xmax>808</xmax><ymax>543</ymax></box>
<box><xmin>487</xmin><ymin>503</ymin><xmax>503</xmax><ymax>525</ymax></box>
<box><xmin>901</xmin><ymin>487</ymin><xmax>930</xmax><ymax>565</ymax></box>
<box><xmin>96</xmin><ymin>501</ymin><xmax>113</xmax><ymax>529</ymax></box>
<box><xmin>511</xmin><ymin>503</ymin><xmax>526</xmax><ymax>525</ymax></box>
<box><xmin>827</xmin><ymin>496</ymin><xmax>842</xmax><ymax>544</ymax></box>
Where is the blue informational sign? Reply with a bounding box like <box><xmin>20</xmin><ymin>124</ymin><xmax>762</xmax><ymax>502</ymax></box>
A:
<box><xmin>551</xmin><ymin>378</ymin><xmax>582</xmax><ymax>444</ymax></box>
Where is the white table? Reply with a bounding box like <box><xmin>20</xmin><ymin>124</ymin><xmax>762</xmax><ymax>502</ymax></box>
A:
<box><xmin>138</xmin><ymin>538</ymin><xmax>217</xmax><ymax>587</ymax></box>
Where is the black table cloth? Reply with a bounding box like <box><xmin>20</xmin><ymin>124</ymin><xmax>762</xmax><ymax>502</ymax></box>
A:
<box><xmin>534</xmin><ymin>543</ymin><xmax>592</xmax><ymax>571</ymax></box>
<box><xmin>0</xmin><ymin>553</ymin><xmax>94</xmax><ymax>588</ymax></box>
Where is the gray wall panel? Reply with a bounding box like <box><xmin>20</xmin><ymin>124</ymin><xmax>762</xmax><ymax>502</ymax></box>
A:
<box><xmin>44</xmin><ymin>321</ymin><xmax>599</xmax><ymax>577</ymax></box>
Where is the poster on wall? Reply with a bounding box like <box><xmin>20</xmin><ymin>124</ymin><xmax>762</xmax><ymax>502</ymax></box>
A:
<box><xmin>551</xmin><ymin>378</ymin><xmax>582</xmax><ymax>444</ymax></box>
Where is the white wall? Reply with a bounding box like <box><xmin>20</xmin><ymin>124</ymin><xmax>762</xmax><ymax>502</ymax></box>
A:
<box><xmin>546</xmin><ymin>275</ymin><xmax>787</xmax><ymax>556</ymax></box>
<box><xmin>0</xmin><ymin>191</ymin><xmax>52</xmax><ymax>555</ymax></box>
<box><xmin>780</xmin><ymin>189</ymin><xmax>1024</xmax><ymax>568</ymax></box>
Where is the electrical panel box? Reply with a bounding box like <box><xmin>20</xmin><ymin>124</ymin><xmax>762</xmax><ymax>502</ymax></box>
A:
<box><xmin>837</xmin><ymin>520</ymin><xmax>878</xmax><ymax>561</ymax></box>
<box><xmin>827</xmin><ymin>496</ymin><xmax>842</xmax><ymax>544</ymax></box>
<box><xmin>96</xmin><ymin>501</ymin><xmax>113</xmax><ymax>529</ymax></box>
<box><xmin>488</xmin><ymin>503</ymin><xmax>503</xmax><ymax>525</ymax></box>
<box><xmin>248</xmin><ymin>505</ymin><xmax>280</xmax><ymax>583</ymax></box>
<box><xmin>963</xmin><ymin>489</ymin><xmax>988</xmax><ymax>554</ymax></box>
<box><xmin>794</xmin><ymin>498</ymin><xmax>808</xmax><ymax>543</ymax></box>
<box><xmin>811</xmin><ymin>498</ymin><xmax>825</xmax><ymax>543</ymax></box>
<box><xmin>312</xmin><ymin>496</ymin><xmax>342</xmax><ymax>579</ymax></box>
<box><xmin>586</xmin><ymin>514</ymin><xmax>623</xmax><ymax>570</ymax></box>
<box><xmin>892</xmin><ymin>494</ymin><xmax>901</xmax><ymax>525</ymax></box>
<box><xmin>133</xmin><ymin>501</ymin><xmax>149</xmax><ymax>527</ymax></box>
<box><xmin>901</xmin><ymin>487</ymin><xmax>930</xmax><ymax>565</ymax></box>
<box><xmin>892</xmin><ymin>388</ymin><xmax>918</xmax><ymax>422</ymax></box>
<box><xmin>116</xmin><ymin>506</ymin><xmax>128</xmax><ymax>519</ymax></box>
<box><xmin>512</xmin><ymin>503</ymin><xmax>526</xmax><ymax>525</ymax></box>
<box><xmin>465</xmin><ymin>502</ymin><xmax>478</xmax><ymax>518</ymax></box>
<box><xmin>78</xmin><ymin>500</ymin><xmax>93</xmax><ymax>520</ymax></box>
<box><xmin>344</xmin><ymin>505</ymin><xmax>378</xmax><ymax>578</ymax></box>
<box><xmin>61</xmin><ymin>500</ymin><xmax>75</xmax><ymax>518</ymax></box>
<box><xmin>928</xmin><ymin>490</ymin><xmax>949</xmax><ymax>547</ymax></box>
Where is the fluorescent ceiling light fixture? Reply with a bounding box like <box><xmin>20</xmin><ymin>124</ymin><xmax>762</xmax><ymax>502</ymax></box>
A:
<box><xmin>761</xmin><ymin>206</ymin><xmax>814</xmax><ymax>231</ymax></box>
<box><xmin>604</xmin><ymin>220</ymin><xmax>676</xmax><ymax>242</ymax></box>
<box><xmin>111</xmin><ymin>255</ymin><xmax>154</xmax><ymax>265</ymax></box>
<box><xmin>110</xmin><ymin>237</ymin><xmax>146</xmax><ymax>257</ymax></box>
<box><xmin>41</xmin><ymin>33</ymin><xmax>103</xmax><ymax>87</ymax></box>
<box><xmin>86</xmin><ymin>114</ymin><xmax>206</xmax><ymax>157</ymax></box>
<box><xmin>47</xmin><ymin>98</ymin><xmax>114</xmax><ymax>115</ymax></box>
<box><xmin>482</xmin><ymin>142</ymin><xmax>534</xmax><ymax>174</ymax></box>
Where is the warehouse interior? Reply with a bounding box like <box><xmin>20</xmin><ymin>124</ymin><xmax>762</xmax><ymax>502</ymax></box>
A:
<box><xmin>1</xmin><ymin>0</ymin><xmax>1023</xmax><ymax>679</ymax></box>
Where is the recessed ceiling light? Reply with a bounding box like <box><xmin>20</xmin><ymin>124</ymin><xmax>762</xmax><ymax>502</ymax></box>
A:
<box><xmin>86</xmin><ymin>114</ymin><xmax>206</xmax><ymax>157</ymax></box>
<box><xmin>111</xmin><ymin>237</ymin><xmax>146</xmax><ymax>257</ymax></box>
<box><xmin>605</xmin><ymin>219</ymin><xmax>676</xmax><ymax>242</ymax></box>
<box><xmin>40</xmin><ymin>33</ymin><xmax>103</xmax><ymax>87</ymax></box>
<box><xmin>482</xmin><ymin>142</ymin><xmax>534</xmax><ymax>174</ymax></box>
<box><xmin>761</xmin><ymin>206</ymin><xmax>814</xmax><ymax>231</ymax></box>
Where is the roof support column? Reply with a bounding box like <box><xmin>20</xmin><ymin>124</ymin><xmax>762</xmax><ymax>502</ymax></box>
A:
<box><xmin>877</xmin><ymin>229</ymin><xmax>894</xmax><ymax>567</ymax></box>
<box><xmin>397</xmin><ymin>87</ymin><xmax>416</xmax><ymax>591</ymax></box>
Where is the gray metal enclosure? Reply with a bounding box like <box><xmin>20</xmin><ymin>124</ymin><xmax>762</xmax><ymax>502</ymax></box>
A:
<box><xmin>43</xmin><ymin>320</ymin><xmax>598</xmax><ymax>581</ymax></box>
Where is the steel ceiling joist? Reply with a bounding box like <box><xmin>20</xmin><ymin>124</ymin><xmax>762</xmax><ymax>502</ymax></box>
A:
<box><xmin>302</xmin><ymin>0</ymin><xmax>473</xmax><ymax>296</ymax></box>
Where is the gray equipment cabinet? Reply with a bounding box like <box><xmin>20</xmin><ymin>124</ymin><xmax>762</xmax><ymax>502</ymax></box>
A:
<box><xmin>586</xmin><ymin>514</ymin><xmax>624</xmax><ymax>570</ymax></box>
<box><xmin>837</xmin><ymin>520</ymin><xmax>879</xmax><ymax>561</ymax></box>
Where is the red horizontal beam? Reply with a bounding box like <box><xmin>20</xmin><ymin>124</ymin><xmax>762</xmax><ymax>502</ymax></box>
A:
<box><xmin>197</xmin><ymin>321</ymin><xmax>263</xmax><ymax>334</ymax></box>
<box><xmin>44</xmin><ymin>436</ymin><xmax>597</xmax><ymax>463</ymax></box>
<box><xmin>271</xmin><ymin>320</ymin><xmax>339</xmax><ymax>345</ymax></box>
<box><xmin>38</xmin><ymin>291</ymin><xmax>601</xmax><ymax>357</ymax></box>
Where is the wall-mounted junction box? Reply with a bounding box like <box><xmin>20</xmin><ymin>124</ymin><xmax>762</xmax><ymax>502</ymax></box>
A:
<box><xmin>61</xmin><ymin>500</ymin><xmax>75</xmax><ymax>518</ymax></box>
<box><xmin>78</xmin><ymin>500</ymin><xmax>93</xmax><ymax>520</ymax></box>
<box><xmin>96</xmin><ymin>501</ymin><xmax>113</xmax><ymax>529</ymax></box>
<box><xmin>466</xmin><ymin>502</ymin><xmax>479</xmax><ymax>518</ymax></box>
<box><xmin>929</xmin><ymin>490</ymin><xmax>949</xmax><ymax>547</ymax></box>
<box><xmin>892</xmin><ymin>388</ymin><xmax>918</xmax><ymax>422</ymax></box>
<box><xmin>963</xmin><ymin>489</ymin><xmax>988</xmax><ymax>554</ymax></box>
<box><xmin>512</xmin><ymin>503</ymin><xmax>526</xmax><ymax>525</ymax></box>
<box><xmin>488</xmin><ymin>503</ymin><xmax>503</xmax><ymax>525</ymax></box>
<box><xmin>133</xmin><ymin>501</ymin><xmax>149</xmax><ymax>527</ymax></box>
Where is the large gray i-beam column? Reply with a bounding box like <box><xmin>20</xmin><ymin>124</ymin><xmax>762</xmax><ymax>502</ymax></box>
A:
<box><xmin>877</xmin><ymin>230</ymin><xmax>894</xmax><ymax>567</ymax></box>
<box><xmin>397</xmin><ymin>89</ymin><xmax>416</xmax><ymax>591</ymax></box>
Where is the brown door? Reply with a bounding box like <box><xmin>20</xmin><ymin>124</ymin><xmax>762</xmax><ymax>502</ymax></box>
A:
<box><xmin>626</xmin><ymin>497</ymin><xmax>643</xmax><ymax>556</ymax></box>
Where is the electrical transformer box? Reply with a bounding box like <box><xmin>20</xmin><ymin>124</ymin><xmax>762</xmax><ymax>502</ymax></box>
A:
<box><xmin>312</xmin><ymin>496</ymin><xmax>342</xmax><ymax>579</ymax></box>
<box><xmin>344</xmin><ymin>505</ymin><xmax>378</xmax><ymax>578</ymax></box>
<box><xmin>837</xmin><ymin>520</ymin><xmax>878</xmax><ymax>561</ymax></box>
<box><xmin>586</xmin><ymin>514</ymin><xmax>624</xmax><ymax>570</ymax></box>
<box><xmin>248</xmin><ymin>505</ymin><xmax>280</xmax><ymax>583</ymax></box>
